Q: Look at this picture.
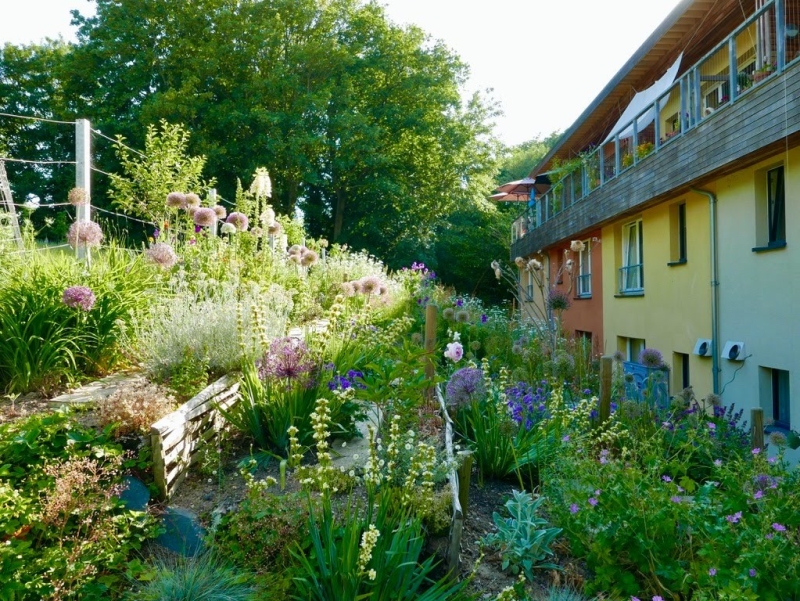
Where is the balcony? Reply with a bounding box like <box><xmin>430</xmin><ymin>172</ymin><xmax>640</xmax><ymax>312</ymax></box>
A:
<box><xmin>512</xmin><ymin>0</ymin><xmax>800</xmax><ymax>255</ymax></box>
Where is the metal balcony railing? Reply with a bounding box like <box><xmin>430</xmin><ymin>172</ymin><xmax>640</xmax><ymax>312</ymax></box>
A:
<box><xmin>512</xmin><ymin>0</ymin><xmax>796</xmax><ymax>245</ymax></box>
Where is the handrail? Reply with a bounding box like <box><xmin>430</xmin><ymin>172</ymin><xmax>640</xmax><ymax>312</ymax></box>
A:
<box><xmin>512</xmin><ymin>0</ymin><xmax>787</xmax><ymax>245</ymax></box>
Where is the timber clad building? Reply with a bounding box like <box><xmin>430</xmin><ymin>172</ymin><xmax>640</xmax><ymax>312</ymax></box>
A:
<box><xmin>507</xmin><ymin>0</ymin><xmax>799</xmax><ymax>457</ymax></box>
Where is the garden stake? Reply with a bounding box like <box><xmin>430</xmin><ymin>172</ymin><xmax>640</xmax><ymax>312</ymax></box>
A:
<box><xmin>424</xmin><ymin>304</ymin><xmax>437</xmax><ymax>404</ymax></box>
<box><xmin>599</xmin><ymin>355</ymin><xmax>613</xmax><ymax>423</ymax></box>
<box><xmin>457</xmin><ymin>451</ymin><xmax>473</xmax><ymax>519</ymax></box>
<box><xmin>751</xmin><ymin>407</ymin><xmax>764</xmax><ymax>450</ymax></box>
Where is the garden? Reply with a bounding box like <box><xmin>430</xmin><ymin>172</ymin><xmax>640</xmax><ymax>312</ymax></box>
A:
<box><xmin>1</xmin><ymin>164</ymin><xmax>799</xmax><ymax>601</ymax></box>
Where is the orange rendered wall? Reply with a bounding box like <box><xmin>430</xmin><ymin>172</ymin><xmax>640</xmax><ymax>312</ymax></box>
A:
<box><xmin>548</xmin><ymin>231</ymin><xmax>604</xmax><ymax>356</ymax></box>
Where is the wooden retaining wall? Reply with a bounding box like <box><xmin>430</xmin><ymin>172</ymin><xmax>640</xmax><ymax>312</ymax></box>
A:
<box><xmin>150</xmin><ymin>374</ymin><xmax>240</xmax><ymax>500</ymax></box>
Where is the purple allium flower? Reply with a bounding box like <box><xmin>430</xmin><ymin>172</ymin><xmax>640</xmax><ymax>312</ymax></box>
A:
<box><xmin>68</xmin><ymin>187</ymin><xmax>88</xmax><ymax>206</ymax></box>
<box><xmin>300</xmin><ymin>249</ymin><xmax>319</xmax><ymax>268</ymax></box>
<box><xmin>67</xmin><ymin>221</ymin><xmax>104</xmax><ymax>249</ymax></box>
<box><xmin>213</xmin><ymin>205</ymin><xmax>227</xmax><ymax>219</ymax></box>
<box><xmin>547</xmin><ymin>288</ymin><xmax>571</xmax><ymax>312</ymax></box>
<box><xmin>588</xmin><ymin>497</ymin><xmax>598</xmax><ymax>506</ymax></box>
<box><xmin>443</xmin><ymin>307</ymin><xmax>455</xmax><ymax>320</ymax></box>
<box><xmin>145</xmin><ymin>242</ymin><xmax>178</xmax><ymax>269</ymax></box>
<box><xmin>708</xmin><ymin>568</ymin><xmax>717</xmax><ymax>576</ymax></box>
<box><xmin>749</xmin><ymin>568</ymin><xmax>757</xmax><ymax>577</ymax></box>
<box><xmin>638</xmin><ymin>347</ymin><xmax>664</xmax><ymax>368</ymax></box>
<box><xmin>455</xmin><ymin>309</ymin><xmax>470</xmax><ymax>323</ymax></box>
<box><xmin>257</xmin><ymin>337</ymin><xmax>315</xmax><ymax>383</ymax></box>
<box><xmin>166</xmin><ymin>191</ymin><xmax>187</xmax><ymax>209</ymax></box>
<box><xmin>267</xmin><ymin>221</ymin><xmax>282</xmax><ymax>235</ymax></box>
<box><xmin>772</xmin><ymin>523</ymin><xmax>786</xmax><ymax>532</ymax></box>
<box><xmin>445</xmin><ymin>368</ymin><xmax>486</xmax><ymax>407</ymax></box>
<box><xmin>62</xmin><ymin>286</ymin><xmax>96</xmax><ymax>311</ymax></box>
<box><xmin>360</xmin><ymin>275</ymin><xmax>381</xmax><ymax>294</ymax></box>
<box><xmin>193</xmin><ymin>207</ymin><xmax>217</xmax><ymax>227</ymax></box>
<box><xmin>184</xmin><ymin>193</ymin><xmax>201</xmax><ymax>208</ymax></box>
<box><xmin>225</xmin><ymin>211</ymin><xmax>249</xmax><ymax>232</ymax></box>
<box><xmin>569</xmin><ymin>503</ymin><xmax>579</xmax><ymax>514</ymax></box>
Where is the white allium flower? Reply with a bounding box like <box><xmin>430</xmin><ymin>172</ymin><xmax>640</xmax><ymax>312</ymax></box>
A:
<box><xmin>220</xmin><ymin>222</ymin><xmax>237</xmax><ymax>235</ymax></box>
<box><xmin>250</xmin><ymin>167</ymin><xmax>272</xmax><ymax>198</ymax></box>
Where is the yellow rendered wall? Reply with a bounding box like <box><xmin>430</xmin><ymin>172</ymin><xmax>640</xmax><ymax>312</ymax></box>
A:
<box><xmin>715</xmin><ymin>147</ymin><xmax>800</xmax><ymax>463</ymax></box>
<box><xmin>601</xmin><ymin>192</ymin><xmax>713</xmax><ymax>397</ymax></box>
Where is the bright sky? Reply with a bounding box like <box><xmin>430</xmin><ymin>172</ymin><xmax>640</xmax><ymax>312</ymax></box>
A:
<box><xmin>1</xmin><ymin>0</ymin><xmax>683</xmax><ymax>147</ymax></box>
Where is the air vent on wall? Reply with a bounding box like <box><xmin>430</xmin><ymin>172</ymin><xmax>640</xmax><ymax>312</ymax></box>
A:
<box><xmin>693</xmin><ymin>338</ymin><xmax>712</xmax><ymax>357</ymax></box>
<box><xmin>722</xmin><ymin>341</ymin><xmax>746</xmax><ymax>361</ymax></box>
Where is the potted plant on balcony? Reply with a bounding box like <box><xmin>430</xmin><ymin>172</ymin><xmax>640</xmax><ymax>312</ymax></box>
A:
<box><xmin>622</xmin><ymin>142</ymin><xmax>655</xmax><ymax>168</ymax></box>
<box><xmin>752</xmin><ymin>64</ymin><xmax>776</xmax><ymax>83</ymax></box>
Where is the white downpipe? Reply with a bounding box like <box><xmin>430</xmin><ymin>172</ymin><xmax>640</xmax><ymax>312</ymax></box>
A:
<box><xmin>692</xmin><ymin>187</ymin><xmax>721</xmax><ymax>394</ymax></box>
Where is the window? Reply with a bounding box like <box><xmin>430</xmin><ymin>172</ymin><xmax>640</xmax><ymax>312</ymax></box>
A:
<box><xmin>619</xmin><ymin>336</ymin><xmax>646</xmax><ymax>362</ymax></box>
<box><xmin>619</xmin><ymin>220</ymin><xmax>643</xmax><ymax>293</ymax></box>
<box><xmin>754</xmin><ymin>165</ymin><xmax>786</xmax><ymax>250</ymax></box>
<box><xmin>673</xmin><ymin>352</ymin><xmax>690</xmax><ymax>391</ymax></box>
<box><xmin>767</xmin><ymin>167</ymin><xmax>786</xmax><ymax>245</ymax></box>
<box><xmin>669</xmin><ymin>202</ymin><xmax>687</xmax><ymax>264</ymax></box>
<box><xmin>526</xmin><ymin>270</ymin><xmax>533</xmax><ymax>301</ymax></box>
<box><xmin>760</xmin><ymin>367</ymin><xmax>790</xmax><ymax>429</ymax></box>
<box><xmin>577</xmin><ymin>240</ymin><xmax>591</xmax><ymax>297</ymax></box>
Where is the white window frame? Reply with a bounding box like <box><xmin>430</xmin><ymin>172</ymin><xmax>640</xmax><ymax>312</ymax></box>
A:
<box><xmin>577</xmin><ymin>240</ymin><xmax>591</xmax><ymax>297</ymax></box>
<box><xmin>621</xmin><ymin>220</ymin><xmax>643</xmax><ymax>292</ymax></box>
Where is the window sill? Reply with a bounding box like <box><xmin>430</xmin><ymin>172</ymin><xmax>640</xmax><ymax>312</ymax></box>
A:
<box><xmin>574</xmin><ymin>294</ymin><xmax>593</xmax><ymax>300</ymax></box>
<box><xmin>615</xmin><ymin>291</ymin><xmax>644</xmax><ymax>298</ymax></box>
<box><xmin>667</xmin><ymin>258</ymin><xmax>687</xmax><ymax>266</ymax></box>
<box><xmin>752</xmin><ymin>241</ymin><xmax>786</xmax><ymax>253</ymax></box>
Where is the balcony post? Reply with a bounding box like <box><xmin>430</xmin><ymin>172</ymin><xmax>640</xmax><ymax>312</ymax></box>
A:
<box><xmin>692</xmin><ymin>68</ymin><xmax>702</xmax><ymax>124</ymax></box>
<box><xmin>614</xmin><ymin>135</ymin><xmax>621</xmax><ymax>177</ymax></box>
<box><xmin>729</xmin><ymin>37</ymin><xmax>738</xmax><ymax>103</ymax></box>
<box><xmin>776</xmin><ymin>0</ymin><xmax>786</xmax><ymax>72</ymax></box>
<box><xmin>632</xmin><ymin>118</ymin><xmax>638</xmax><ymax>166</ymax></box>
<box><xmin>654</xmin><ymin>97</ymin><xmax>661</xmax><ymax>149</ymax></box>
<box><xmin>599</xmin><ymin>148</ymin><xmax>605</xmax><ymax>186</ymax></box>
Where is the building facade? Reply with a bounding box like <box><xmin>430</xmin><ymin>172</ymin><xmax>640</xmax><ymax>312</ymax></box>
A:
<box><xmin>508</xmin><ymin>0</ymin><xmax>800</xmax><ymax>454</ymax></box>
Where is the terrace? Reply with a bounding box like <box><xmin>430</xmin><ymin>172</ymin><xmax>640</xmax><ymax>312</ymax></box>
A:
<box><xmin>511</xmin><ymin>0</ymin><xmax>800</xmax><ymax>256</ymax></box>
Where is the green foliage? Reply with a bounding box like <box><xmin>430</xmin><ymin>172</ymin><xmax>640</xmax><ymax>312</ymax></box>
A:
<box><xmin>167</xmin><ymin>347</ymin><xmax>209</xmax><ymax>402</ymax></box>
<box><xmin>211</xmin><ymin>490</ymin><xmax>311</xmax><ymax>599</ymax></box>
<box><xmin>126</xmin><ymin>551</ymin><xmax>255</xmax><ymax>601</ymax></box>
<box><xmin>495</xmin><ymin>134</ymin><xmax>562</xmax><ymax>184</ymax></box>
<box><xmin>0</xmin><ymin>411</ymin><xmax>159</xmax><ymax>600</ymax></box>
<box><xmin>481</xmin><ymin>490</ymin><xmax>562</xmax><ymax>580</ymax></box>
<box><xmin>543</xmin><ymin>403</ymin><xmax>800</xmax><ymax>599</ymax></box>
<box><xmin>291</xmin><ymin>493</ymin><xmax>468</xmax><ymax>601</ymax></box>
<box><xmin>109</xmin><ymin>120</ymin><xmax>214</xmax><ymax>224</ymax></box>
<box><xmin>0</xmin><ymin>246</ymin><xmax>154</xmax><ymax>395</ymax></box>
<box><xmin>222</xmin><ymin>363</ymin><xmax>320</xmax><ymax>455</ymax></box>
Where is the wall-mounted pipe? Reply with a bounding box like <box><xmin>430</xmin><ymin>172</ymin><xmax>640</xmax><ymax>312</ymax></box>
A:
<box><xmin>692</xmin><ymin>187</ymin><xmax>720</xmax><ymax>394</ymax></box>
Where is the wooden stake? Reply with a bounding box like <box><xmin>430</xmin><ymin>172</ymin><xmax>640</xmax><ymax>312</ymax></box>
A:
<box><xmin>457</xmin><ymin>452</ymin><xmax>473</xmax><ymax>519</ymax></box>
<box><xmin>599</xmin><ymin>356</ymin><xmax>613</xmax><ymax>423</ymax></box>
<box><xmin>751</xmin><ymin>408</ymin><xmax>765</xmax><ymax>450</ymax></box>
<box><xmin>424</xmin><ymin>304</ymin><xmax>437</xmax><ymax>402</ymax></box>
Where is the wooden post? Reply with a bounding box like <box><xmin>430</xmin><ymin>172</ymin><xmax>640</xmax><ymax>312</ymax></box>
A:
<box><xmin>208</xmin><ymin>189</ymin><xmax>218</xmax><ymax>237</ymax></box>
<box><xmin>599</xmin><ymin>355</ymin><xmax>613</xmax><ymax>423</ymax></box>
<box><xmin>751</xmin><ymin>408</ymin><xmax>765</xmax><ymax>450</ymax></box>
<box><xmin>75</xmin><ymin>119</ymin><xmax>91</xmax><ymax>263</ymax></box>
<box><xmin>457</xmin><ymin>452</ymin><xmax>473</xmax><ymax>519</ymax></box>
<box><xmin>424</xmin><ymin>304</ymin><xmax>437</xmax><ymax>402</ymax></box>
